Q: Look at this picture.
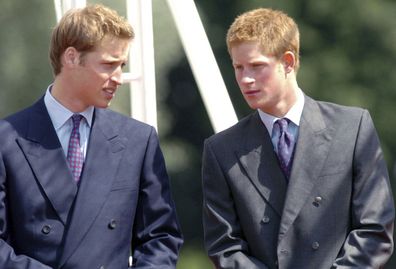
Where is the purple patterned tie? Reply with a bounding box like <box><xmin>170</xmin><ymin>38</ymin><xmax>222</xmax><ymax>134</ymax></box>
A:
<box><xmin>273</xmin><ymin>118</ymin><xmax>295</xmax><ymax>179</ymax></box>
<box><xmin>67</xmin><ymin>114</ymin><xmax>84</xmax><ymax>182</ymax></box>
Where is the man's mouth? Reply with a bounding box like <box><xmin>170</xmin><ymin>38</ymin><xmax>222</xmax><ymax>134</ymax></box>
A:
<box><xmin>104</xmin><ymin>88</ymin><xmax>116</xmax><ymax>99</ymax></box>
<box><xmin>244</xmin><ymin>89</ymin><xmax>260</xmax><ymax>96</ymax></box>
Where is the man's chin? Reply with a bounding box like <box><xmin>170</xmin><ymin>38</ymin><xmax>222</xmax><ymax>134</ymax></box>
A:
<box><xmin>94</xmin><ymin>102</ymin><xmax>111</xmax><ymax>109</ymax></box>
<box><xmin>246</xmin><ymin>102</ymin><xmax>261</xmax><ymax>111</ymax></box>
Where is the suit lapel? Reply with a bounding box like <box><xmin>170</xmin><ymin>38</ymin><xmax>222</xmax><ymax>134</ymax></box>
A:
<box><xmin>17</xmin><ymin>98</ymin><xmax>77</xmax><ymax>225</ymax></box>
<box><xmin>236</xmin><ymin>113</ymin><xmax>287</xmax><ymax>216</ymax></box>
<box><xmin>278</xmin><ymin>96</ymin><xmax>334</xmax><ymax>240</ymax></box>
<box><xmin>59</xmin><ymin>109</ymin><xmax>126</xmax><ymax>266</ymax></box>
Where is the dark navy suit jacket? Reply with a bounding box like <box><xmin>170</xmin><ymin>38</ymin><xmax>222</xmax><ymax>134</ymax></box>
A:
<box><xmin>0</xmin><ymin>97</ymin><xmax>183</xmax><ymax>269</ymax></box>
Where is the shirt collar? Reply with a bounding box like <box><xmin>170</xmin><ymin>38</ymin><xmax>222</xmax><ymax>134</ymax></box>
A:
<box><xmin>44</xmin><ymin>85</ymin><xmax>94</xmax><ymax>130</ymax></box>
<box><xmin>258</xmin><ymin>88</ymin><xmax>305</xmax><ymax>135</ymax></box>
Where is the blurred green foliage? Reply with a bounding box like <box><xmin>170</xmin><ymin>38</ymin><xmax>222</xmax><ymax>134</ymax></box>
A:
<box><xmin>0</xmin><ymin>0</ymin><xmax>395</xmax><ymax>268</ymax></box>
<box><xmin>177</xmin><ymin>245</ymin><xmax>213</xmax><ymax>269</ymax></box>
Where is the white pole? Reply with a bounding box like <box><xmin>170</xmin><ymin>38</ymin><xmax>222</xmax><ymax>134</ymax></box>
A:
<box><xmin>166</xmin><ymin>0</ymin><xmax>238</xmax><ymax>133</ymax></box>
<box><xmin>54</xmin><ymin>0</ymin><xmax>86</xmax><ymax>22</ymax></box>
<box><xmin>54</xmin><ymin>0</ymin><xmax>62</xmax><ymax>22</ymax></box>
<box><xmin>127</xmin><ymin>0</ymin><xmax>158</xmax><ymax>130</ymax></box>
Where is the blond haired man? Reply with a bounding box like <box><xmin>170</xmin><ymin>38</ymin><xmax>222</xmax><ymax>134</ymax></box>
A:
<box><xmin>202</xmin><ymin>8</ymin><xmax>394</xmax><ymax>269</ymax></box>
<box><xmin>0</xmin><ymin>4</ymin><xmax>182</xmax><ymax>269</ymax></box>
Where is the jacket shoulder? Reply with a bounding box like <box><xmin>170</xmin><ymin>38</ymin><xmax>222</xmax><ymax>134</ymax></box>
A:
<box><xmin>205</xmin><ymin>112</ymin><xmax>257</xmax><ymax>147</ymax></box>
<box><xmin>304</xmin><ymin>95</ymin><xmax>368</xmax><ymax>125</ymax></box>
<box><xmin>316</xmin><ymin>99</ymin><xmax>365</xmax><ymax>114</ymax></box>
<box><xmin>96</xmin><ymin>108</ymin><xmax>156</xmax><ymax>138</ymax></box>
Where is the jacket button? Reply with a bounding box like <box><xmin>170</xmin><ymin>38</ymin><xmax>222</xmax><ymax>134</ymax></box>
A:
<box><xmin>42</xmin><ymin>225</ymin><xmax>51</xmax><ymax>234</ymax></box>
<box><xmin>313</xmin><ymin>196</ymin><xmax>322</xmax><ymax>207</ymax></box>
<box><xmin>261</xmin><ymin>216</ymin><xmax>270</xmax><ymax>224</ymax></box>
<box><xmin>108</xmin><ymin>219</ymin><xmax>117</xmax><ymax>229</ymax></box>
<box><xmin>314</xmin><ymin>196</ymin><xmax>322</xmax><ymax>203</ymax></box>
<box><xmin>312</xmin><ymin>241</ymin><xmax>320</xmax><ymax>250</ymax></box>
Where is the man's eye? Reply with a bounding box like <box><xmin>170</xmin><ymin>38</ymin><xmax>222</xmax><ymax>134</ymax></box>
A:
<box><xmin>252</xmin><ymin>63</ymin><xmax>263</xmax><ymax>68</ymax></box>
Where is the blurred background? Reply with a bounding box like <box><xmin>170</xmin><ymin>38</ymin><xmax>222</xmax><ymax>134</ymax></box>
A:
<box><xmin>1</xmin><ymin>0</ymin><xmax>395</xmax><ymax>268</ymax></box>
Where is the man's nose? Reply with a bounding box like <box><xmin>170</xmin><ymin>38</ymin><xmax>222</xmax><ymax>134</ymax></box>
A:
<box><xmin>110</xmin><ymin>67</ymin><xmax>123</xmax><ymax>85</ymax></box>
<box><xmin>240</xmin><ymin>74</ymin><xmax>254</xmax><ymax>84</ymax></box>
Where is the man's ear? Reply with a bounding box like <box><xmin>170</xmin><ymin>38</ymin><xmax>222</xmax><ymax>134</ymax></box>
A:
<box><xmin>62</xmin><ymin>47</ymin><xmax>80</xmax><ymax>67</ymax></box>
<box><xmin>282</xmin><ymin>51</ymin><xmax>295</xmax><ymax>74</ymax></box>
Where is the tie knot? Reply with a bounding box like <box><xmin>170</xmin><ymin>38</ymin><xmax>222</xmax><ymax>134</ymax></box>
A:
<box><xmin>274</xmin><ymin>118</ymin><xmax>289</xmax><ymax>133</ymax></box>
<box><xmin>71</xmin><ymin>114</ymin><xmax>83</xmax><ymax>128</ymax></box>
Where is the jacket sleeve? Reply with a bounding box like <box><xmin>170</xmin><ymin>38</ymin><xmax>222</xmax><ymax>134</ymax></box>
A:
<box><xmin>131</xmin><ymin>127</ymin><xmax>183</xmax><ymax>269</ymax></box>
<box><xmin>0</xmin><ymin>151</ymin><xmax>52</xmax><ymax>269</ymax></box>
<box><xmin>332</xmin><ymin>110</ymin><xmax>395</xmax><ymax>268</ymax></box>
<box><xmin>202</xmin><ymin>140</ymin><xmax>269</xmax><ymax>269</ymax></box>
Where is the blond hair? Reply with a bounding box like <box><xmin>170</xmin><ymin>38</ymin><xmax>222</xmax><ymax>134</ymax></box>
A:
<box><xmin>49</xmin><ymin>4</ymin><xmax>134</xmax><ymax>75</ymax></box>
<box><xmin>227</xmin><ymin>8</ymin><xmax>300</xmax><ymax>71</ymax></box>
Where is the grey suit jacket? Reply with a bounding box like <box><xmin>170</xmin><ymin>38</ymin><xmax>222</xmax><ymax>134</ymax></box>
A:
<box><xmin>0</xmin><ymin>97</ymin><xmax>183</xmax><ymax>269</ymax></box>
<box><xmin>202</xmin><ymin>96</ymin><xmax>394</xmax><ymax>269</ymax></box>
